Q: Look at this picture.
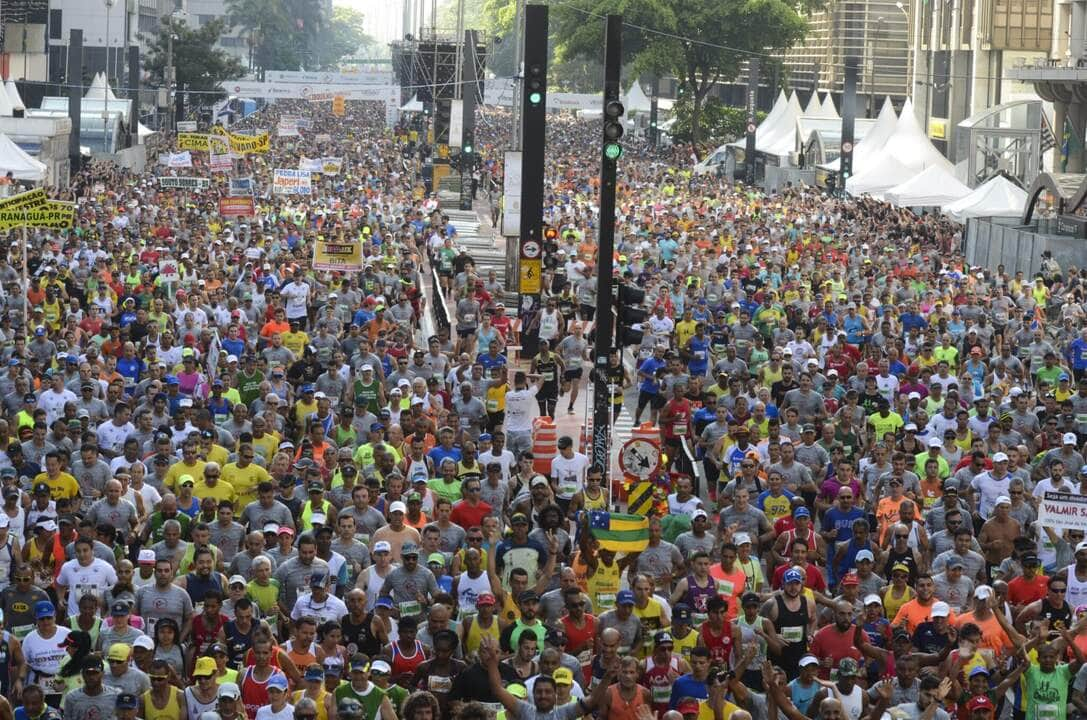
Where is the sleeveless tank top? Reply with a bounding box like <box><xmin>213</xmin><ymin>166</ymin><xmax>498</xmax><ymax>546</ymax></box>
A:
<box><xmin>583</xmin><ymin>487</ymin><xmax>607</xmax><ymax>511</ymax></box>
<box><xmin>241</xmin><ymin>666</ymin><xmax>280</xmax><ymax>720</ymax></box>
<box><xmin>1067</xmin><ymin>564</ymin><xmax>1087</xmax><ymax>611</ymax></box>
<box><xmin>184</xmin><ymin>686</ymin><xmax>218</xmax><ymax>720</ymax></box>
<box><xmin>643</xmin><ymin>655</ymin><xmax>680</xmax><ymax>715</ymax></box>
<box><xmin>406</xmin><ymin>459</ymin><xmax>430</xmax><ymax>486</ymax></box>
<box><xmin>773</xmin><ymin>594</ymin><xmax>809</xmax><ymax>673</ymax></box>
<box><xmin>735</xmin><ymin>614</ymin><xmax>768</xmax><ymax>668</ymax></box>
<box><xmin>587</xmin><ymin>559</ymin><xmax>622</xmax><ymax>613</ymax></box>
<box><xmin>390</xmin><ymin>639</ymin><xmax>425</xmax><ymax>678</ymax></box>
<box><xmin>839</xmin><ymin>683</ymin><xmax>864</xmax><ymax>720</ymax></box>
<box><xmin>342</xmin><ymin>611</ymin><xmax>381</xmax><ymax>658</ymax></box>
<box><xmin>0</xmin><ymin>632</ymin><xmax>10</xmax><ymax>696</ymax></box>
<box><xmin>684</xmin><ymin>574</ymin><xmax>717</xmax><ymax>624</ymax></box>
<box><xmin>143</xmin><ymin>688</ymin><xmax>184</xmax><ymax>720</ymax></box>
<box><xmin>192</xmin><ymin>612</ymin><xmax>225</xmax><ymax>657</ymax></box>
<box><xmin>456</xmin><ymin>571</ymin><xmax>491</xmax><ymax>616</ymax></box>
<box><xmin>0</xmin><ymin>538</ymin><xmax>15</xmax><ymax>591</ymax></box>
<box><xmin>536</xmin><ymin>355</ymin><xmax>559</xmax><ymax>391</ymax></box>
<box><xmin>699</xmin><ymin>621</ymin><xmax>733</xmax><ymax>668</ymax></box>
<box><xmin>293</xmin><ymin>689</ymin><xmax>330</xmax><ymax>720</ymax></box>
<box><xmin>364</xmin><ymin>567</ymin><xmax>389</xmax><ymax>612</ymax></box>
<box><xmin>223</xmin><ymin>619</ymin><xmax>256</xmax><ymax>669</ymax></box>
<box><xmin>539</xmin><ymin>311</ymin><xmax>561</xmax><ymax>341</ymax></box>
<box><xmin>465</xmin><ymin>615</ymin><xmax>501</xmax><ymax>658</ymax></box>
<box><xmin>606</xmin><ymin>683</ymin><xmax>647</xmax><ymax>720</ymax></box>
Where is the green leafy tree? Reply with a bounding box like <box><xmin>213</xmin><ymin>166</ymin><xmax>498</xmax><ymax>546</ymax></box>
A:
<box><xmin>315</xmin><ymin>6</ymin><xmax>374</xmax><ymax>69</ymax></box>
<box><xmin>226</xmin><ymin>0</ymin><xmax>326</xmax><ymax>74</ymax></box>
<box><xmin>553</xmin><ymin>0</ymin><xmax>811</xmax><ymax>143</ymax></box>
<box><xmin>670</xmin><ymin>97</ymin><xmax>766</xmax><ymax>143</ymax></box>
<box><xmin>144</xmin><ymin>17</ymin><xmax>245</xmax><ymax>106</ymax></box>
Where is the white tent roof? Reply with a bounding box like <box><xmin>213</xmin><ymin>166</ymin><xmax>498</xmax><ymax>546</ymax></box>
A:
<box><xmin>0</xmin><ymin>82</ymin><xmax>12</xmax><ymax>118</ymax></box>
<box><xmin>725</xmin><ymin>89</ymin><xmax>802</xmax><ymax>158</ymax></box>
<box><xmin>625</xmin><ymin>82</ymin><xmax>652</xmax><ymax>113</ymax></box>
<box><xmin>0</xmin><ymin>134</ymin><xmax>46</xmax><ymax>181</ymax></box>
<box><xmin>880</xmin><ymin>97</ymin><xmax>953</xmax><ymax>173</ymax></box>
<box><xmin>85</xmin><ymin>72</ymin><xmax>120</xmax><ymax>102</ymax></box>
<box><xmin>400</xmin><ymin>95</ymin><xmax>423</xmax><ymax>112</ymax></box>
<box><xmin>819</xmin><ymin>93</ymin><xmax>839</xmax><ymax>119</ymax></box>
<box><xmin>942</xmin><ymin>175</ymin><xmax>1028</xmax><ymax>222</ymax></box>
<box><xmin>803</xmin><ymin>92</ymin><xmax>823</xmax><ymax>116</ymax></box>
<box><xmin>3</xmin><ymin>79</ymin><xmax>23</xmax><ymax>112</ymax></box>
<box><xmin>846</xmin><ymin>151</ymin><xmax>914</xmax><ymax>196</ymax></box>
<box><xmin>819</xmin><ymin>96</ymin><xmax>898</xmax><ymax>173</ymax></box>
<box><xmin>885</xmin><ymin>164</ymin><xmax>972</xmax><ymax>207</ymax></box>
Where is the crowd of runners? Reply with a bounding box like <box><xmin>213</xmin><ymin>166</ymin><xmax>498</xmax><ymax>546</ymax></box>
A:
<box><xmin>0</xmin><ymin>89</ymin><xmax>1077</xmax><ymax>720</ymax></box>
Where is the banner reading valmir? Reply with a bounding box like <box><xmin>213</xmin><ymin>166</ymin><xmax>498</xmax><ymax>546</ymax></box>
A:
<box><xmin>158</xmin><ymin>177</ymin><xmax>211</xmax><ymax>190</ymax></box>
<box><xmin>273</xmin><ymin>169</ymin><xmax>312</xmax><ymax>195</ymax></box>
<box><xmin>219</xmin><ymin>196</ymin><xmax>255</xmax><ymax>217</ymax></box>
<box><xmin>1039</xmin><ymin>491</ymin><xmax>1087</xmax><ymax>531</ymax></box>
<box><xmin>313</xmin><ymin>238</ymin><xmax>363</xmax><ymax>271</ymax></box>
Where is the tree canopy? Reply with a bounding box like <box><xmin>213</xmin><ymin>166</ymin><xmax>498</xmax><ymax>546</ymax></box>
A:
<box><xmin>144</xmin><ymin>17</ymin><xmax>245</xmax><ymax>106</ymax></box>
<box><xmin>552</xmin><ymin>0</ymin><xmax>811</xmax><ymax>142</ymax></box>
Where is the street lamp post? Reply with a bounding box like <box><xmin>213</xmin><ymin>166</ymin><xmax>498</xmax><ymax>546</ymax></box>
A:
<box><xmin>895</xmin><ymin>1</ymin><xmax>913</xmax><ymax>107</ymax></box>
<box><xmin>104</xmin><ymin>0</ymin><xmax>116</xmax><ymax>152</ymax></box>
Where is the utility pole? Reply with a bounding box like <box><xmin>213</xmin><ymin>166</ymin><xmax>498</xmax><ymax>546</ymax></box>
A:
<box><xmin>591</xmin><ymin>14</ymin><xmax>623</xmax><ymax>478</ymax></box>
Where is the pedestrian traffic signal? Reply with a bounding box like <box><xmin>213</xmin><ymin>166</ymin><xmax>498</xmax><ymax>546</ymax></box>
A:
<box><xmin>603</xmin><ymin>99</ymin><xmax>625</xmax><ymax>162</ymax></box>
<box><xmin>527</xmin><ymin>64</ymin><xmax>545</xmax><ymax>107</ymax></box>
<box><xmin>617</xmin><ymin>283</ymin><xmax>646</xmax><ymax>346</ymax></box>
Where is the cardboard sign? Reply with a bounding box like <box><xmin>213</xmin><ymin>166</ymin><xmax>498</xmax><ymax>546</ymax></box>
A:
<box><xmin>167</xmin><ymin>151</ymin><xmax>192</xmax><ymax>168</ymax></box>
<box><xmin>229</xmin><ymin>177</ymin><xmax>254</xmax><ymax>196</ymax></box>
<box><xmin>312</xmin><ymin>239</ymin><xmax>362</xmax><ymax>271</ymax></box>
<box><xmin>0</xmin><ymin>201</ymin><xmax>75</xmax><ymax>230</ymax></box>
<box><xmin>273</xmin><ymin>169</ymin><xmax>312</xmax><ymax>195</ymax></box>
<box><xmin>158</xmin><ymin>177</ymin><xmax>211</xmax><ymax>190</ymax></box>
<box><xmin>219</xmin><ymin>196</ymin><xmax>255</xmax><ymax>217</ymax></box>
<box><xmin>1039</xmin><ymin>492</ymin><xmax>1087</xmax><ymax>531</ymax></box>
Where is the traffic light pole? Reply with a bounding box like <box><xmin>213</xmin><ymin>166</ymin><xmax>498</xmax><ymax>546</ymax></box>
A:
<box><xmin>516</xmin><ymin>4</ymin><xmax>548</xmax><ymax>358</ymax></box>
<box><xmin>592</xmin><ymin>14</ymin><xmax>622</xmax><ymax>479</ymax></box>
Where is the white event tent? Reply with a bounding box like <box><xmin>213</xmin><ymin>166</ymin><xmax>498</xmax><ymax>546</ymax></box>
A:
<box><xmin>847</xmin><ymin>98</ymin><xmax>953</xmax><ymax>196</ymax></box>
<box><xmin>942</xmin><ymin>175</ymin><xmax>1028</xmax><ymax>222</ymax></box>
<box><xmin>884</xmin><ymin>164</ymin><xmax>972</xmax><ymax>207</ymax></box>
<box><xmin>0</xmin><ymin>134</ymin><xmax>47</xmax><ymax>181</ymax></box>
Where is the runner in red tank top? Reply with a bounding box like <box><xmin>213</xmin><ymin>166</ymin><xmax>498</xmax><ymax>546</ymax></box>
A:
<box><xmin>388</xmin><ymin>619</ymin><xmax>428</xmax><ymax>683</ymax></box>
<box><xmin>699</xmin><ymin>596</ymin><xmax>734</xmax><ymax>668</ymax></box>
<box><xmin>191</xmin><ymin>596</ymin><xmax>228</xmax><ymax>658</ymax></box>
<box><xmin>560</xmin><ymin>591</ymin><xmax>597</xmax><ymax>683</ymax></box>
<box><xmin>640</xmin><ymin>632</ymin><xmax>690</xmax><ymax>717</ymax></box>
<box><xmin>240</xmin><ymin>641</ymin><xmax>285</xmax><ymax>719</ymax></box>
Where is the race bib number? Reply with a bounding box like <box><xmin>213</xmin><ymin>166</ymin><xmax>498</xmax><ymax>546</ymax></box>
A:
<box><xmin>597</xmin><ymin>593</ymin><xmax>616</xmax><ymax>611</ymax></box>
<box><xmin>428</xmin><ymin>675</ymin><xmax>453</xmax><ymax>693</ymax></box>
<box><xmin>673</xmin><ymin>424</ymin><xmax>688</xmax><ymax>435</ymax></box>
<box><xmin>781</xmin><ymin>625</ymin><xmax>804</xmax><ymax>643</ymax></box>
<box><xmin>463</xmin><ymin>314</ymin><xmax>476</xmax><ymax>323</ymax></box>
<box><xmin>542</xmin><ymin>372</ymin><xmax>554</xmax><ymax>382</ymax></box>
<box><xmin>399</xmin><ymin>600</ymin><xmax>421</xmax><ymax>616</ymax></box>
<box><xmin>716</xmin><ymin>579</ymin><xmax>735</xmax><ymax>597</ymax></box>
<box><xmin>486</xmin><ymin>400</ymin><xmax>499</xmax><ymax>412</ymax></box>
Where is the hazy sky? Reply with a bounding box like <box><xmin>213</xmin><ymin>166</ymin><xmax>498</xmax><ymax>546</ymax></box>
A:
<box><xmin>338</xmin><ymin>0</ymin><xmax>406</xmax><ymax>46</ymax></box>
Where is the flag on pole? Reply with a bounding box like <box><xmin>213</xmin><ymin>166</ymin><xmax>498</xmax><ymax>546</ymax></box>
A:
<box><xmin>588</xmin><ymin>511</ymin><xmax>649</xmax><ymax>553</ymax></box>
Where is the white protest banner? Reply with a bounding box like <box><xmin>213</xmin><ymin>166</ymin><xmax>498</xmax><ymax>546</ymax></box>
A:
<box><xmin>298</xmin><ymin>157</ymin><xmax>324</xmax><ymax>173</ymax></box>
<box><xmin>157</xmin><ymin>153</ymin><xmax>170</xmax><ymax>166</ymax></box>
<box><xmin>167</xmin><ymin>151</ymin><xmax>192</xmax><ymax>168</ymax></box>
<box><xmin>314</xmin><ymin>133</ymin><xmax>332</xmax><ymax>144</ymax></box>
<box><xmin>176</xmin><ymin>121</ymin><xmax>199</xmax><ymax>132</ymax></box>
<box><xmin>229</xmin><ymin>177</ymin><xmax>254</xmax><ymax>196</ymax></box>
<box><xmin>297</xmin><ymin>117</ymin><xmax>313</xmax><ymax>130</ymax></box>
<box><xmin>321</xmin><ymin>157</ymin><xmax>343</xmax><ymax>175</ymax></box>
<box><xmin>158</xmin><ymin>176</ymin><xmax>211</xmax><ymax>190</ymax></box>
<box><xmin>273</xmin><ymin>169</ymin><xmax>312</xmax><ymax>195</ymax></box>
<box><xmin>277</xmin><ymin>118</ymin><xmax>299</xmax><ymax>137</ymax></box>
<box><xmin>209</xmin><ymin>153</ymin><xmax>232</xmax><ymax>172</ymax></box>
<box><xmin>1039</xmin><ymin>492</ymin><xmax>1087</xmax><ymax>531</ymax></box>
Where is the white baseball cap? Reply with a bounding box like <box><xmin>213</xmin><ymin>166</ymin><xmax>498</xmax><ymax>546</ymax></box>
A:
<box><xmin>992</xmin><ymin>452</ymin><xmax>1009</xmax><ymax>462</ymax></box>
<box><xmin>388</xmin><ymin>501</ymin><xmax>407</xmax><ymax>514</ymax></box>
<box><xmin>733</xmin><ymin>532</ymin><xmax>752</xmax><ymax>546</ymax></box>
<box><xmin>995</xmin><ymin>495</ymin><xmax>1012</xmax><ymax>507</ymax></box>
<box><xmin>930</xmin><ymin>601</ymin><xmax>951</xmax><ymax>617</ymax></box>
<box><xmin>373</xmin><ymin>541</ymin><xmax>392</xmax><ymax>554</ymax></box>
<box><xmin>1065</xmin><ymin>433</ymin><xmax>1079</xmax><ymax>445</ymax></box>
<box><xmin>974</xmin><ymin>585</ymin><xmax>993</xmax><ymax>599</ymax></box>
<box><xmin>928</xmin><ymin>436</ymin><xmax>942</xmax><ymax>447</ymax></box>
<box><xmin>863</xmin><ymin>594</ymin><xmax>882</xmax><ymax>606</ymax></box>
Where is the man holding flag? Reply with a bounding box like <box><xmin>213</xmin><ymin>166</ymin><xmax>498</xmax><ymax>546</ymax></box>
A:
<box><xmin>578</xmin><ymin>508</ymin><xmax>648</xmax><ymax>613</ymax></box>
